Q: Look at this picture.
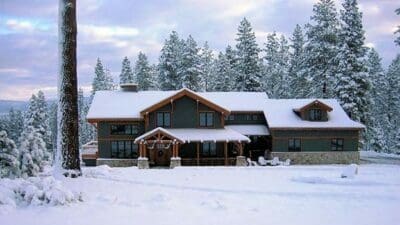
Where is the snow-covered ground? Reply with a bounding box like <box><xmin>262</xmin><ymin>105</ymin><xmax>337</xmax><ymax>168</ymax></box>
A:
<box><xmin>1</xmin><ymin>162</ymin><xmax>399</xmax><ymax>225</ymax></box>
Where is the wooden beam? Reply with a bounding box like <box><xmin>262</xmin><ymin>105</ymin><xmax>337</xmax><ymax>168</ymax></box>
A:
<box><xmin>239</xmin><ymin>142</ymin><xmax>243</xmax><ymax>156</ymax></box>
<box><xmin>176</xmin><ymin>143</ymin><xmax>179</xmax><ymax>158</ymax></box>
<box><xmin>224</xmin><ymin>142</ymin><xmax>228</xmax><ymax>165</ymax></box>
<box><xmin>197</xmin><ymin>142</ymin><xmax>200</xmax><ymax>166</ymax></box>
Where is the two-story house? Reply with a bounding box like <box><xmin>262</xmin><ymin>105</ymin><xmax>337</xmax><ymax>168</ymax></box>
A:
<box><xmin>86</xmin><ymin>83</ymin><xmax>364</xmax><ymax>168</ymax></box>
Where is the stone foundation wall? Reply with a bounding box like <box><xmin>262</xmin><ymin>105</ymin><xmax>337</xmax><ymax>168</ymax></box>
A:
<box><xmin>96</xmin><ymin>158</ymin><xmax>137</xmax><ymax>167</ymax></box>
<box><xmin>271</xmin><ymin>151</ymin><xmax>359</xmax><ymax>164</ymax></box>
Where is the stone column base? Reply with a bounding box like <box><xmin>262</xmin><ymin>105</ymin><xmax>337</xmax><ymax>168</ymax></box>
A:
<box><xmin>236</xmin><ymin>156</ymin><xmax>247</xmax><ymax>166</ymax></box>
<box><xmin>170</xmin><ymin>157</ymin><xmax>181</xmax><ymax>168</ymax></box>
<box><xmin>138</xmin><ymin>157</ymin><xmax>149</xmax><ymax>169</ymax></box>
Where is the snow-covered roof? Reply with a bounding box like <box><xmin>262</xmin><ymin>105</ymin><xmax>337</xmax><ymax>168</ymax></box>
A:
<box><xmin>225</xmin><ymin>125</ymin><xmax>270</xmax><ymax>136</ymax></box>
<box><xmin>263</xmin><ymin>99</ymin><xmax>365</xmax><ymax>129</ymax></box>
<box><xmin>87</xmin><ymin>89</ymin><xmax>268</xmax><ymax>120</ymax></box>
<box><xmin>134</xmin><ymin>128</ymin><xmax>251</xmax><ymax>143</ymax></box>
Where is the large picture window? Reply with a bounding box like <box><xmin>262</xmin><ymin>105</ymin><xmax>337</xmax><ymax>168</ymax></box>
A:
<box><xmin>331</xmin><ymin>138</ymin><xmax>344</xmax><ymax>151</ymax></box>
<box><xmin>309</xmin><ymin>109</ymin><xmax>322</xmax><ymax>121</ymax></box>
<box><xmin>199</xmin><ymin>112</ymin><xmax>214</xmax><ymax>127</ymax></box>
<box><xmin>202</xmin><ymin>142</ymin><xmax>217</xmax><ymax>157</ymax></box>
<box><xmin>288</xmin><ymin>138</ymin><xmax>301</xmax><ymax>152</ymax></box>
<box><xmin>111</xmin><ymin>140</ymin><xmax>138</xmax><ymax>158</ymax></box>
<box><xmin>156</xmin><ymin>112</ymin><xmax>171</xmax><ymax>127</ymax></box>
<box><xmin>110</xmin><ymin>124</ymin><xmax>139</xmax><ymax>135</ymax></box>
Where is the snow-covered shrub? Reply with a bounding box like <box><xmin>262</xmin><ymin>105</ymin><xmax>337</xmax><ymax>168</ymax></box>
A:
<box><xmin>271</xmin><ymin>157</ymin><xmax>280</xmax><ymax>166</ymax></box>
<box><xmin>19</xmin><ymin>126</ymin><xmax>47</xmax><ymax>177</ymax></box>
<box><xmin>0</xmin><ymin>130</ymin><xmax>21</xmax><ymax>178</ymax></box>
<box><xmin>0</xmin><ymin>176</ymin><xmax>82</xmax><ymax>210</ymax></box>
<box><xmin>83</xmin><ymin>165</ymin><xmax>112</xmax><ymax>178</ymax></box>
<box><xmin>258</xmin><ymin>156</ymin><xmax>267</xmax><ymax>166</ymax></box>
<box><xmin>341</xmin><ymin>164</ymin><xmax>358</xmax><ymax>178</ymax></box>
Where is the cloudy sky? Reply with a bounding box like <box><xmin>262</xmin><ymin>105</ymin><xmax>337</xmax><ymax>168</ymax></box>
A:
<box><xmin>0</xmin><ymin>0</ymin><xmax>398</xmax><ymax>101</ymax></box>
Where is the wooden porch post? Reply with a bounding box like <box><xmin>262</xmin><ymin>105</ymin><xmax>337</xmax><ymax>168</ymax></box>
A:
<box><xmin>176</xmin><ymin>143</ymin><xmax>179</xmax><ymax>157</ymax></box>
<box><xmin>172</xmin><ymin>143</ymin><xmax>176</xmax><ymax>158</ymax></box>
<box><xmin>224</xmin><ymin>142</ymin><xmax>228</xmax><ymax>165</ymax></box>
<box><xmin>143</xmin><ymin>143</ymin><xmax>147</xmax><ymax>158</ymax></box>
<box><xmin>139</xmin><ymin>142</ymin><xmax>143</xmax><ymax>158</ymax></box>
<box><xmin>239</xmin><ymin>142</ymin><xmax>243</xmax><ymax>156</ymax></box>
<box><xmin>196</xmin><ymin>142</ymin><xmax>200</xmax><ymax>166</ymax></box>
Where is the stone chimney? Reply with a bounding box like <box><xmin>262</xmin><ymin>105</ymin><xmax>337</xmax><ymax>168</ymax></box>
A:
<box><xmin>120</xmin><ymin>83</ymin><xmax>138</xmax><ymax>92</ymax></box>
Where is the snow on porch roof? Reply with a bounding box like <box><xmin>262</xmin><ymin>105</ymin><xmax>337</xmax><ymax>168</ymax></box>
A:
<box><xmin>225</xmin><ymin>125</ymin><xmax>270</xmax><ymax>136</ymax></box>
<box><xmin>134</xmin><ymin>128</ymin><xmax>251</xmax><ymax>144</ymax></box>
<box><xmin>87</xmin><ymin>89</ymin><xmax>268</xmax><ymax>120</ymax></box>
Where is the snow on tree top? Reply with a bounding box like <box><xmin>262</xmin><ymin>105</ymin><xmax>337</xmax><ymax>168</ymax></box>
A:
<box><xmin>87</xmin><ymin>88</ymin><xmax>364</xmax><ymax>129</ymax></box>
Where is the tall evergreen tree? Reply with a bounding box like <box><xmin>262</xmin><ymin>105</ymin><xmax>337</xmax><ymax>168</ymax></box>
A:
<box><xmin>7</xmin><ymin>108</ymin><xmax>24</xmax><ymax>144</ymax></box>
<box><xmin>386</xmin><ymin>55</ymin><xmax>400</xmax><ymax>153</ymax></box>
<box><xmin>0</xmin><ymin>131</ymin><xmax>21</xmax><ymax>178</ymax></box>
<box><xmin>78</xmin><ymin>88</ymin><xmax>94</xmax><ymax>147</ymax></box>
<box><xmin>158</xmin><ymin>31</ymin><xmax>184</xmax><ymax>90</ymax></box>
<box><xmin>336</xmin><ymin>0</ymin><xmax>370</xmax><ymax>124</ymax></box>
<box><xmin>91</xmin><ymin>58</ymin><xmax>114</xmax><ymax>96</ymax></box>
<box><xmin>213</xmin><ymin>52</ymin><xmax>234</xmax><ymax>91</ymax></box>
<box><xmin>135</xmin><ymin>52</ymin><xmax>153</xmax><ymax>90</ymax></box>
<box><xmin>234</xmin><ymin>18</ymin><xmax>262</xmax><ymax>91</ymax></box>
<box><xmin>200</xmin><ymin>42</ymin><xmax>215</xmax><ymax>91</ymax></box>
<box><xmin>304</xmin><ymin>0</ymin><xmax>340</xmax><ymax>98</ymax></box>
<box><xmin>119</xmin><ymin>56</ymin><xmax>134</xmax><ymax>84</ymax></box>
<box><xmin>395</xmin><ymin>8</ymin><xmax>400</xmax><ymax>46</ymax></box>
<box><xmin>179</xmin><ymin>35</ymin><xmax>203</xmax><ymax>91</ymax></box>
<box><xmin>289</xmin><ymin>24</ymin><xmax>309</xmax><ymax>98</ymax></box>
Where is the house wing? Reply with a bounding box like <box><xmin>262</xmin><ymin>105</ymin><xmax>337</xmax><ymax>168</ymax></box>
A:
<box><xmin>140</xmin><ymin>88</ymin><xmax>230</xmax><ymax>116</ymax></box>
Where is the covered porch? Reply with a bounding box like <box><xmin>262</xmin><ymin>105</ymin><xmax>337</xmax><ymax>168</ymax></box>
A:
<box><xmin>134</xmin><ymin>127</ymin><xmax>251</xmax><ymax>168</ymax></box>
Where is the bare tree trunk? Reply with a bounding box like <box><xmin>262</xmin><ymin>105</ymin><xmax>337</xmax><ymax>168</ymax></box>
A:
<box><xmin>57</xmin><ymin>0</ymin><xmax>80</xmax><ymax>176</ymax></box>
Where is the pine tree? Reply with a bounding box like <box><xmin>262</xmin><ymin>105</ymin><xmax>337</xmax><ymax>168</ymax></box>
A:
<box><xmin>200</xmin><ymin>42</ymin><xmax>215</xmax><ymax>91</ymax></box>
<box><xmin>0</xmin><ymin>130</ymin><xmax>21</xmax><ymax>178</ymax></box>
<box><xmin>289</xmin><ymin>24</ymin><xmax>309</xmax><ymax>98</ymax></box>
<box><xmin>7</xmin><ymin>108</ymin><xmax>24</xmax><ymax>144</ymax></box>
<box><xmin>91</xmin><ymin>58</ymin><xmax>114</xmax><ymax>96</ymax></box>
<box><xmin>395</xmin><ymin>8</ymin><xmax>400</xmax><ymax>46</ymax></box>
<box><xmin>119</xmin><ymin>56</ymin><xmax>134</xmax><ymax>84</ymax></box>
<box><xmin>158</xmin><ymin>31</ymin><xmax>184</xmax><ymax>90</ymax></box>
<box><xmin>304</xmin><ymin>0</ymin><xmax>340</xmax><ymax>98</ymax></box>
<box><xmin>213</xmin><ymin>52</ymin><xmax>234</xmax><ymax>91</ymax></box>
<box><xmin>179</xmin><ymin>35</ymin><xmax>203</xmax><ymax>91</ymax></box>
<box><xmin>366</xmin><ymin>48</ymin><xmax>388</xmax><ymax>152</ymax></box>
<box><xmin>235</xmin><ymin>18</ymin><xmax>262</xmax><ymax>91</ymax></box>
<box><xmin>19</xmin><ymin>125</ymin><xmax>48</xmax><ymax>177</ymax></box>
<box><xmin>135</xmin><ymin>52</ymin><xmax>153</xmax><ymax>90</ymax></box>
<box><xmin>386</xmin><ymin>55</ymin><xmax>400</xmax><ymax>153</ymax></box>
<box><xmin>336</xmin><ymin>0</ymin><xmax>370</xmax><ymax>125</ymax></box>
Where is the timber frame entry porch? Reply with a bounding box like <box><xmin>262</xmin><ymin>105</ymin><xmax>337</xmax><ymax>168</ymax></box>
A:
<box><xmin>134</xmin><ymin>127</ymin><xmax>247</xmax><ymax>168</ymax></box>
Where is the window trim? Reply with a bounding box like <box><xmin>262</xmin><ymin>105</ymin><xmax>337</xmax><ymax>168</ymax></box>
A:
<box><xmin>156</xmin><ymin>111</ymin><xmax>171</xmax><ymax>128</ymax></box>
<box><xmin>110</xmin><ymin>124</ymin><xmax>139</xmax><ymax>135</ymax></box>
<box><xmin>201</xmin><ymin>142</ymin><xmax>217</xmax><ymax>157</ymax></box>
<box><xmin>331</xmin><ymin>138</ymin><xmax>344</xmax><ymax>151</ymax></box>
<box><xmin>288</xmin><ymin>138</ymin><xmax>301</xmax><ymax>152</ymax></box>
<box><xmin>199</xmin><ymin>111</ymin><xmax>214</xmax><ymax>127</ymax></box>
<box><xmin>111</xmin><ymin>140</ymin><xmax>138</xmax><ymax>158</ymax></box>
<box><xmin>309</xmin><ymin>108</ymin><xmax>323</xmax><ymax>121</ymax></box>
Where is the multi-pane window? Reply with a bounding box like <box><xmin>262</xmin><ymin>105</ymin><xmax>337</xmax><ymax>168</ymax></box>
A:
<box><xmin>245</xmin><ymin>114</ymin><xmax>252</xmax><ymax>121</ymax></box>
<box><xmin>111</xmin><ymin>124</ymin><xmax>139</xmax><ymax>135</ymax></box>
<box><xmin>309</xmin><ymin>109</ymin><xmax>322</xmax><ymax>121</ymax></box>
<box><xmin>156</xmin><ymin>112</ymin><xmax>171</xmax><ymax>127</ymax></box>
<box><xmin>288</xmin><ymin>138</ymin><xmax>301</xmax><ymax>152</ymax></box>
<box><xmin>202</xmin><ymin>142</ymin><xmax>217</xmax><ymax>156</ymax></box>
<box><xmin>252</xmin><ymin>114</ymin><xmax>259</xmax><ymax>120</ymax></box>
<box><xmin>111</xmin><ymin>141</ymin><xmax>138</xmax><ymax>158</ymax></box>
<box><xmin>225</xmin><ymin>115</ymin><xmax>235</xmax><ymax>121</ymax></box>
<box><xmin>331</xmin><ymin>138</ymin><xmax>344</xmax><ymax>151</ymax></box>
<box><xmin>199</xmin><ymin>112</ymin><xmax>214</xmax><ymax>127</ymax></box>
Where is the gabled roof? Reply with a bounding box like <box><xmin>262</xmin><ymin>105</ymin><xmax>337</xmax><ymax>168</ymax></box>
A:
<box><xmin>263</xmin><ymin>99</ymin><xmax>365</xmax><ymax>129</ymax></box>
<box><xmin>134</xmin><ymin>127</ymin><xmax>185</xmax><ymax>144</ymax></box>
<box><xmin>293</xmin><ymin>99</ymin><xmax>333</xmax><ymax>112</ymax></box>
<box><xmin>140</xmin><ymin>88</ymin><xmax>230</xmax><ymax>116</ymax></box>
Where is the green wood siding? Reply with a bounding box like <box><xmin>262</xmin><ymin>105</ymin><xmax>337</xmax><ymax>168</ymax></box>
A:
<box><xmin>224</xmin><ymin>113</ymin><xmax>266</xmax><ymax>125</ymax></box>
<box><xmin>148</xmin><ymin>96</ymin><xmax>223</xmax><ymax>130</ymax></box>
<box><xmin>271</xmin><ymin>129</ymin><xmax>359</xmax><ymax>152</ymax></box>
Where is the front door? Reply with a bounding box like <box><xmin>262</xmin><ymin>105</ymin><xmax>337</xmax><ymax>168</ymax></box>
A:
<box><xmin>154</xmin><ymin>144</ymin><xmax>171</xmax><ymax>167</ymax></box>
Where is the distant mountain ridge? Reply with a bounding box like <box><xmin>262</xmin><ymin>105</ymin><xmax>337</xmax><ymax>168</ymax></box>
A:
<box><xmin>0</xmin><ymin>100</ymin><xmax>28</xmax><ymax>115</ymax></box>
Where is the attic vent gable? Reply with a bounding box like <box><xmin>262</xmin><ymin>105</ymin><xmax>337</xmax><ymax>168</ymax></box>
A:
<box><xmin>120</xmin><ymin>83</ymin><xmax>138</xmax><ymax>92</ymax></box>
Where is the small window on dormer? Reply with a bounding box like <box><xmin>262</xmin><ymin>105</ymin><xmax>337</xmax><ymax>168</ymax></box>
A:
<box><xmin>309</xmin><ymin>109</ymin><xmax>322</xmax><ymax>121</ymax></box>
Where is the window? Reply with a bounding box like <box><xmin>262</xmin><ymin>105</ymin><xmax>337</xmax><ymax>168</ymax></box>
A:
<box><xmin>288</xmin><ymin>138</ymin><xmax>301</xmax><ymax>152</ymax></box>
<box><xmin>225</xmin><ymin>115</ymin><xmax>235</xmax><ymax>121</ymax></box>
<box><xmin>199</xmin><ymin>112</ymin><xmax>214</xmax><ymax>127</ymax></box>
<box><xmin>309</xmin><ymin>109</ymin><xmax>322</xmax><ymax>121</ymax></box>
<box><xmin>110</xmin><ymin>124</ymin><xmax>139</xmax><ymax>135</ymax></box>
<box><xmin>111</xmin><ymin>141</ymin><xmax>138</xmax><ymax>158</ymax></box>
<box><xmin>331</xmin><ymin>138</ymin><xmax>344</xmax><ymax>151</ymax></box>
<box><xmin>156</xmin><ymin>112</ymin><xmax>171</xmax><ymax>127</ymax></box>
<box><xmin>202</xmin><ymin>142</ymin><xmax>217</xmax><ymax>156</ymax></box>
<box><xmin>245</xmin><ymin>114</ymin><xmax>252</xmax><ymax>120</ymax></box>
<box><xmin>252</xmin><ymin>114</ymin><xmax>259</xmax><ymax>120</ymax></box>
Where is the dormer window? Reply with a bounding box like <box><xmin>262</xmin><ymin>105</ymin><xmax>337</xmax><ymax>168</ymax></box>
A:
<box><xmin>309</xmin><ymin>109</ymin><xmax>322</xmax><ymax>121</ymax></box>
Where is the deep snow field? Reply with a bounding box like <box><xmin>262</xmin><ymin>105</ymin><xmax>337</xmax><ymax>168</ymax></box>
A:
<box><xmin>1</xmin><ymin>161</ymin><xmax>399</xmax><ymax>225</ymax></box>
